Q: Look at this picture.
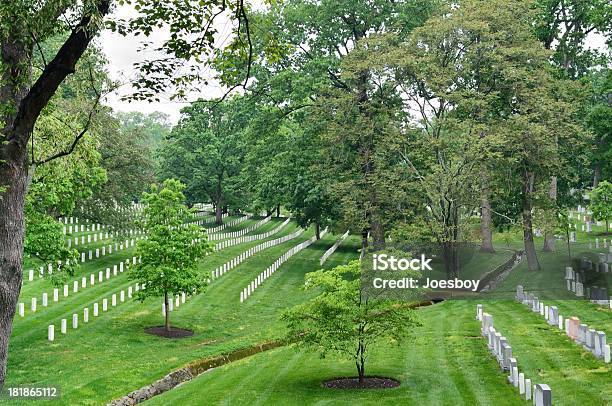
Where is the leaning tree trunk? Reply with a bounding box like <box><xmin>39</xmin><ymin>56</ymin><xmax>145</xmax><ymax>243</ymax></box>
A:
<box><xmin>479</xmin><ymin>174</ymin><xmax>495</xmax><ymax>253</ymax></box>
<box><xmin>0</xmin><ymin>0</ymin><xmax>110</xmax><ymax>389</ymax></box>
<box><xmin>0</xmin><ymin>159</ymin><xmax>28</xmax><ymax>391</ymax></box>
<box><xmin>522</xmin><ymin>171</ymin><xmax>540</xmax><ymax>271</ymax></box>
<box><xmin>0</xmin><ymin>34</ymin><xmax>31</xmax><ymax>392</ymax></box>
<box><xmin>543</xmin><ymin>176</ymin><xmax>557</xmax><ymax>252</ymax></box>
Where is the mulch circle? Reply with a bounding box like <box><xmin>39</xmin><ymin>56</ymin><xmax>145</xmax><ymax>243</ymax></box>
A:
<box><xmin>322</xmin><ymin>377</ymin><xmax>400</xmax><ymax>390</ymax></box>
<box><xmin>144</xmin><ymin>326</ymin><xmax>194</xmax><ymax>339</ymax></box>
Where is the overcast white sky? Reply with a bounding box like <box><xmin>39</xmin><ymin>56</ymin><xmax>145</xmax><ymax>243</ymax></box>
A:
<box><xmin>99</xmin><ymin>3</ymin><xmax>242</xmax><ymax>124</ymax></box>
<box><xmin>99</xmin><ymin>3</ymin><xmax>609</xmax><ymax>126</ymax></box>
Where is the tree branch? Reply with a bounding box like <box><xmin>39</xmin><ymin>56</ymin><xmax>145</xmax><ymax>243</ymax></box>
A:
<box><xmin>10</xmin><ymin>0</ymin><xmax>111</xmax><ymax>149</ymax></box>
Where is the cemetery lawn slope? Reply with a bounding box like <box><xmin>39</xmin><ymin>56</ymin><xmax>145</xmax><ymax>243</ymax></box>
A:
<box><xmin>147</xmin><ymin>300</ymin><xmax>611</xmax><ymax>406</ymax></box>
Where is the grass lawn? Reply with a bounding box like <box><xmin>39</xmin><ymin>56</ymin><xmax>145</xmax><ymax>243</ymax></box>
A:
<box><xmin>3</xmin><ymin>214</ymin><xmax>610</xmax><ymax>405</ymax></box>
<box><xmin>148</xmin><ymin>299</ymin><xmax>611</xmax><ymax>406</ymax></box>
<box><xmin>4</xmin><ymin>220</ymin><xmax>359</xmax><ymax>405</ymax></box>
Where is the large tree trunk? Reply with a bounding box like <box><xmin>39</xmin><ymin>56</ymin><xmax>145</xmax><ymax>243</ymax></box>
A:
<box><xmin>360</xmin><ymin>229</ymin><xmax>369</xmax><ymax>259</ymax></box>
<box><xmin>0</xmin><ymin>34</ymin><xmax>33</xmax><ymax>392</ymax></box>
<box><xmin>215</xmin><ymin>203</ymin><xmax>222</xmax><ymax>225</ymax></box>
<box><xmin>522</xmin><ymin>171</ymin><xmax>540</xmax><ymax>271</ymax></box>
<box><xmin>370</xmin><ymin>216</ymin><xmax>385</xmax><ymax>249</ymax></box>
<box><xmin>480</xmin><ymin>171</ymin><xmax>495</xmax><ymax>253</ymax></box>
<box><xmin>275</xmin><ymin>204</ymin><xmax>280</xmax><ymax>218</ymax></box>
<box><xmin>0</xmin><ymin>1</ymin><xmax>110</xmax><ymax>390</ymax></box>
<box><xmin>214</xmin><ymin>177</ymin><xmax>223</xmax><ymax>225</ymax></box>
<box><xmin>593</xmin><ymin>164</ymin><xmax>601</xmax><ymax>189</ymax></box>
<box><xmin>315</xmin><ymin>222</ymin><xmax>321</xmax><ymax>240</ymax></box>
<box><xmin>543</xmin><ymin>176</ymin><xmax>557</xmax><ymax>252</ymax></box>
<box><xmin>164</xmin><ymin>290</ymin><xmax>170</xmax><ymax>332</ymax></box>
<box><xmin>0</xmin><ymin>161</ymin><xmax>28</xmax><ymax>391</ymax></box>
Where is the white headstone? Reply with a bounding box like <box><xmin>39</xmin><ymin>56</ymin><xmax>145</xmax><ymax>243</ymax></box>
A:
<box><xmin>534</xmin><ymin>383</ymin><xmax>552</xmax><ymax>406</ymax></box>
<box><xmin>61</xmin><ymin>319</ymin><xmax>67</xmax><ymax>334</ymax></box>
<box><xmin>48</xmin><ymin>325</ymin><xmax>54</xmax><ymax>341</ymax></box>
<box><xmin>525</xmin><ymin>378</ymin><xmax>532</xmax><ymax>400</ymax></box>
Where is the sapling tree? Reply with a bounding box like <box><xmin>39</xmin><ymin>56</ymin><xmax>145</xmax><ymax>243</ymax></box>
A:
<box><xmin>281</xmin><ymin>260</ymin><xmax>420</xmax><ymax>385</ymax></box>
<box><xmin>591</xmin><ymin>181</ymin><xmax>612</xmax><ymax>235</ymax></box>
<box><xmin>130</xmin><ymin>179</ymin><xmax>211</xmax><ymax>332</ymax></box>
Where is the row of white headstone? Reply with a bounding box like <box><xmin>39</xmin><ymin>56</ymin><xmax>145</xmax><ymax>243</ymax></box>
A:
<box><xmin>208</xmin><ymin>216</ymin><xmax>272</xmax><ymax>241</ymax></box>
<box><xmin>213</xmin><ymin>217</ymin><xmax>290</xmax><ymax>251</ymax></box>
<box><xmin>477</xmin><ymin>305</ymin><xmax>552</xmax><ymax>405</ymax></box>
<box><xmin>26</xmin><ymin>237</ymin><xmax>143</xmax><ymax>284</ymax></box>
<box><xmin>76</xmin><ymin>238</ymin><xmax>141</xmax><ymax>264</ymax></box>
<box><xmin>240</xmin><ymin>228</ymin><xmax>328</xmax><ymax>303</ymax></box>
<box><xmin>320</xmin><ymin>230</ymin><xmax>349</xmax><ymax>266</ymax></box>
<box><xmin>66</xmin><ymin>228</ymin><xmax>143</xmax><ymax>248</ymax></box>
<box><xmin>212</xmin><ymin>227</ymin><xmax>305</xmax><ymax>280</ymax></box>
<box><xmin>63</xmin><ymin>222</ymin><xmax>106</xmax><ymax>235</ymax></box>
<box><xmin>161</xmin><ymin>292</ymin><xmax>188</xmax><ymax>316</ymax></box>
<box><xmin>515</xmin><ymin>286</ymin><xmax>611</xmax><ymax>363</ymax></box>
<box><xmin>20</xmin><ymin>256</ymin><xmax>140</xmax><ymax>318</ymax></box>
<box><xmin>206</xmin><ymin>214</ymin><xmax>252</xmax><ymax>234</ymax></box>
<box><xmin>193</xmin><ymin>203</ymin><xmax>213</xmax><ymax>211</ymax></box>
<box><xmin>589</xmin><ymin>238</ymin><xmax>610</xmax><ymax>250</ymax></box>
<box><xmin>47</xmin><ymin>282</ymin><xmax>146</xmax><ymax>341</ymax></box>
<box><xmin>59</xmin><ymin>216</ymin><xmax>82</xmax><ymax>224</ymax></box>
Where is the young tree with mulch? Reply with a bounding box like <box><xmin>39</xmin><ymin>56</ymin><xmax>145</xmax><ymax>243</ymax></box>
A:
<box><xmin>281</xmin><ymin>260</ymin><xmax>421</xmax><ymax>387</ymax></box>
<box><xmin>130</xmin><ymin>179</ymin><xmax>211</xmax><ymax>335</ymax></box>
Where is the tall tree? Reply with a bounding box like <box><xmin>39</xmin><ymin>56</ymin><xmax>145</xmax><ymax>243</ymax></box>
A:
<box><xmin>159</xmin><ymin>98</ymin><xmax>249</xmax><ymax>223</ymax></box>
<box><xmin>389</xmin><ymin>0</ymin><xmax>583</xmax><ymax>271</ymax></box>
<box><xmin>217</xmin><ymin>0</ymin><xmax>437</xmax><ymax>250</ymax></box>
<box><xmin>0</xmin><ymin>0</ymin><xmax>251</xmax><ymax>388</ymax></box>
<box><xmin>534</xmin><ymin>0</ymin><xmax>611</xmax><ymax>251</ymax></box>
